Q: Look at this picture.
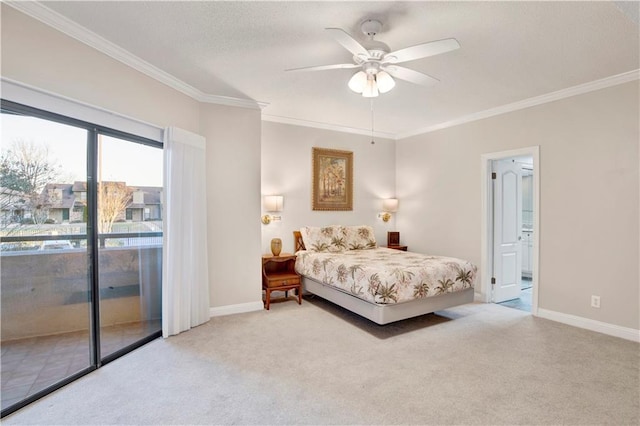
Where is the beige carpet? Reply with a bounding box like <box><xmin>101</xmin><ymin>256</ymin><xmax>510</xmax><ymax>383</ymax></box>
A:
<box><xmin>3</xmin><ymin>297</ymin><xmax>639</xmax><ymax>425</ymax></box>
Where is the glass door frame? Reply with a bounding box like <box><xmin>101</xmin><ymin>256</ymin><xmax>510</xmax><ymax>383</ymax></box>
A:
<box><xmin>0</xmin><ymin>100</ymin><xmax>163</xmax><ymax>418</ymax></box>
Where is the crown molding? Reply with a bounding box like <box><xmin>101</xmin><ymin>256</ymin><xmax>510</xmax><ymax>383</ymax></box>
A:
<box><xmin>6</xmin><ymin>1</ymin><xmax>268</xmax><ymax>111</ymax></box>
<box><xmin>199</xmin><ymin>93</ymin><xmax>268</xmax><ymax>110</ymax></box>
<box><xmin>262</xmin><ymin>114</ymin><xmax>396</xmax><ymax>139</ymax></box>
<box><xmin>267</xmin><ymin>68</ymin><xmax>639</xmax><ymax>139</ymax></box>
<box><xmin>397</xmin><ymin>69</ymin><xmax>640</xmax><ymax>140</ymax></box>
<box><xmin>7</xmin><ymin>2</ymin><xmax>636</xmax><ymax>137</ymax></box>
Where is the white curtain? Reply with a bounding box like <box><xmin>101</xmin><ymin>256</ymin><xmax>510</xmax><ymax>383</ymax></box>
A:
<box><xmin>162</xmin><ymin>127</ymin><xmax>210</xmax><ymax>337</ymax></box>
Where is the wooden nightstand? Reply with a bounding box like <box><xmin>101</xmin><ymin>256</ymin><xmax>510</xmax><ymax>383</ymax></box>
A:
<box><xmin>261</xmin><ymin>253</ymin><xmax>302</xmax><ymax>310</ymax></box>
<box><xmin>387</xmin><ymin>245</ymin><xmax>408</xmax><ymax>251</ymax></box>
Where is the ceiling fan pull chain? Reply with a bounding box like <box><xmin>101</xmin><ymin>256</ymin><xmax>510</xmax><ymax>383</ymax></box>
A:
<box><xmin>370</xmin><ymin>98</ymin><xmax>375</xmax><ymax>145</ymax></box>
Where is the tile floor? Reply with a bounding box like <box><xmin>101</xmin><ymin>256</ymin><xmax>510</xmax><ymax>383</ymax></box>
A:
<box><xmin>498</xmin><ymin>277</ymin><xmax>532</xmax><ymax>312</ymax></box>
<box><xmin>1</xmin><ymin>320</ymin><xmax>160</xmax><ymax>411</ymax></box>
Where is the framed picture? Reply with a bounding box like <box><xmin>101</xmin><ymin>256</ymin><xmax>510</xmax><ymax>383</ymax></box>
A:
<box><xmin>312</xmin><ymin>147</ymin><xmax>353</xmax><ymax>211</ymax></box>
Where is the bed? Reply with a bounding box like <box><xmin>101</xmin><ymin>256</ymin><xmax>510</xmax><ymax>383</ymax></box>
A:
<box><xmin>293</xmin><ymin>226</ymin><xmax>476</xmax><ymax>325</ymax></box>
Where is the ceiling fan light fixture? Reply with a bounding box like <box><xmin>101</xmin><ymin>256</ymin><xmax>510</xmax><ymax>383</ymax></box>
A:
<box><xmin>287</xmin><ymin>22</ymin><xmax>460</xmax><ymax>98</ymax></box>
<box><xmin>376</xmin><ymin>71</ymin><xmax>395</xmax><ymax>93</ymax></box>
<box><xmin>348</xmin><ymin>70</ymin><xmax>367</xmax><ymax>93</ymax></box>
<box><xmin>362</xmin><ymin>75</ymin><xmax>379</xmax><ymax>98</ymax></box>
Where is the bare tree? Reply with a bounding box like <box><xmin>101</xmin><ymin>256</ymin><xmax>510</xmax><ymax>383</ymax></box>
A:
<box><xmin>98</xmin><ymin>181</ymin><xmax>131</xmax><ymax>233</ymax></box>
<box><xmin>0</xmin><ymin>139</ymin><xmax>61</xmax><ymax>194</ymax></box>
<box><xmin>0</xmin><ymin>187</ymin><xmax>27</xmax><ymax>225</ymax></box>
<box><xmin>0</xmin><ymin>140</ymin><xmax>62</xmax><ymax>225</ymax></box>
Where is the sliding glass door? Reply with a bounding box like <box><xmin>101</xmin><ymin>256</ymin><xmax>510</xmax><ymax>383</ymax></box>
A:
<box><xmin>0</xmin><ymin>111</ymin><xmax>92</xmax><ymax>411</ymax></box>
<box><xmin>0</xmin><ymin>101</ymin><xmax>163</xmax><ymax>416</ymax></box>
<box><xmin>96</xmin><ymin>134</ymin><xmax>163</xmax><ymax>359</ymax></box>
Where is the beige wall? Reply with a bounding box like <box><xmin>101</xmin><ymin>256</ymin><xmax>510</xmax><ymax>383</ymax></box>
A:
<box><xmin>0</xmin><ymin>5</ymin><xmax>200</xmax><ymax>133</ymax></box>
<box><xmin>4</xmin><ymin>5</ymin><xmax>638</xmax><ymax>330</ymax></box>
<box><xmin>397</xmin><ymin>81</ymin><xmax>639</xmax><ymax>330</ymax></box>
<box><xmin>201</xmin><ymin>104</ymin><xmax>262</xmax><ymax>307</ymax></box>
<box><xmin>1</xmin><ymin>6</ymin><xmax>263</xmax><ymax>311</ymax></box>
<box><xmin>261</xmin><ymin>121</ymin><xmax>396</xmax><ymax>254</ymax></box>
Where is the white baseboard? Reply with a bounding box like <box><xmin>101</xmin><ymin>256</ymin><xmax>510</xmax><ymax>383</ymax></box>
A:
<box><xmin>206</xmin><ymin>300</ymin><xmax>640</xmax><ymax>342</ymax></box>
<box><xmin>537</xmin><ymin>308</ymin><xmax>640</xmax><ymax>342</ymax></box>
<box><xmin>474</xmin><ymin>292</ymin><xmax>487</xmax><ymax>302</ymax></box>
<box><xmin>209</xmin><ymin>301</ymin><xmax>264</xmax><ymax>318</ymax></box>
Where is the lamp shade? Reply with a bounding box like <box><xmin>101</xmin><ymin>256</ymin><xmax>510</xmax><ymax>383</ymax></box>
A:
<box><xmin>348</xmin><ymin>71</ymin><xmax>367</xmax><ymax>93</ymax></box>
<box><xmin>382</xmin><ymin>198</ymin><xmax>398</xmax><ymax>212</ymax></box>
<box><xmin>376</xmin><ymin>71</ymin><xmax>395</xmax><ymax>93</ymax></box>
<box><xmin>362</xmin><ymin>75</ymin><xmax>379</xmax><ymax>98</ymax></box>
<box><xmin>264</xmin><ymin>195</ymin><xmax>283</xmax><ymax>212</ymax></box>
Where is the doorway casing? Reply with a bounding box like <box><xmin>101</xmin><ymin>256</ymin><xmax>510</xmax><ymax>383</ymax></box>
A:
<box><xmin>480</xmin><ymin>146</ymin><xmax>540</xmax><ymax>315</ymax></box>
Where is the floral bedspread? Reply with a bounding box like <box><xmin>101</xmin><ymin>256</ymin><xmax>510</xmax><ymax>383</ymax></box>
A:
<box><xmin>295</xmin><ymin>248</ymin><xmax>477</xmax><ymax>305</ymax></box>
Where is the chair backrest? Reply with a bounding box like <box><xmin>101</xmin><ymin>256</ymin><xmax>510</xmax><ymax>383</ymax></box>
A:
<box><xmin>293</xmin><ymin>230</ymin><xmax>305</xmax><ymax>252</ymax></box>
<box><xmin>388</xmin><ymin>231</ymin><xmax>400</xmax><ymax>246</ymax></box>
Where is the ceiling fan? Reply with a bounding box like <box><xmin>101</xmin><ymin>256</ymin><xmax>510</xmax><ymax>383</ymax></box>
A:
<box><xmin>286</xmin><ymin>19</ymin><xmax>460</xmax><ymax>97</ymax></box>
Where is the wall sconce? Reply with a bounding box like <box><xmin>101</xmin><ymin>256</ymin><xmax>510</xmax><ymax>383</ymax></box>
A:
<box><xmin>379</xmin><ymin>198</ymin><xmax>398</xmax><ymax>222</ymax></box>
<box><xmin>261</xmin><ymin>195</ymin><xmax>283</xmax><ymax>225</ymax></box>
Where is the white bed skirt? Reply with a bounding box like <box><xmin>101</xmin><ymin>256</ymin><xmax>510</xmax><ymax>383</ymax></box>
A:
<box><xmin>302</xmin><ymin>276</ymin><xmax>474</xmax><ymax>325</ymax></box>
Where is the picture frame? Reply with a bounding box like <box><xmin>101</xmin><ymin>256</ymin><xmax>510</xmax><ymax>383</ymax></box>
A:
<box><xmin>312</xmin><ymin>147</ymin><xmax>353</xmax><ymax>211</ymax></box>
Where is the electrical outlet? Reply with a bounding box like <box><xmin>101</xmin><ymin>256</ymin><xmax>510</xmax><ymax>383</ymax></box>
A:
<box><xmin>591</xmin><ymin>295</ymin><xmax>601</xmax><ymax>308</ymax></box>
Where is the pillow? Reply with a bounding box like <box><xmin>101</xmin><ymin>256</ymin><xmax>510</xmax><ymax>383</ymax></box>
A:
<box><xmin>300</xmin><ymin>225</ymin><xmax>347</xmax><ymax>252</ymax></box>
<box><xmin>344</xmin><ymin>225</ymin><xmax>377</xmax><ymax>250</ymax></box>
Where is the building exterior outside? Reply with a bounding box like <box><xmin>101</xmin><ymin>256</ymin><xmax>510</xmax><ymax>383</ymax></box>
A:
<box><xmin>126</xmin><ymin>186</ymin><xmax>163</xmax><ymax>222</ymax></box>
<box><xmin>0</xmin><ymin>182</ymin><xmax>162</xmax><ymax>225</ymax></box>
<box><xmin>0</xmin><ymin>187</ymin><xmax>29</xmax><ymax>226</ymax></box>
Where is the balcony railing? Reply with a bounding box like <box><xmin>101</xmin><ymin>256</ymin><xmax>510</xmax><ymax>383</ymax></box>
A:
<box><xmin>1</xmin><ymin>232</ymin><xmax>163</xmax><ymax>250</ymax></box>
<box><xmin>1</xmin><ymin>232</ymin><xmax>163</xmax><ymax>341</ymax></box>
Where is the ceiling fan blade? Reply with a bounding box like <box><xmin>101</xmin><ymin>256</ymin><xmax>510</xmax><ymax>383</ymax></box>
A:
<box><xmin>384</xmin><ymin>65</ymin><xmax>440</xmax><ymax>86</ymax></box>
<box><xmin>325</xmin><ymin>28</ymin><xmax>370</xmax><ymax>58</ymax></box>
<box><xmin>285</xmin><ymin>63</ymin><xmax>360</xmax><ymax>72</ymax></box>
<box><xmin>383</xmin><ymin>38</ymin><xmax>460</xmax><ymax>64</ymax></box>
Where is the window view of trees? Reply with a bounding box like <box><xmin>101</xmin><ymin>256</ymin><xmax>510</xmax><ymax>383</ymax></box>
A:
<box><xmin>1</xmin><ymin>105</ymin><xmax>163</xmax><ymax>415</ymax></box>
<box><xmin>0</xmin><ymin>140</ymin><xmax>63</xmax><ymax>226</ymax></box>
<box><xmin>98</xmin><ymin>181</ymin><xmax>132</xmax><ymax>233</ymax></box>
<box><xmin>0</xmin><ymin>121</ymin><xmax>163</xmax><ymax>246</ymax></box>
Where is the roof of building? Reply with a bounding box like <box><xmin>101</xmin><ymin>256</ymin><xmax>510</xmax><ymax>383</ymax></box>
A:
<box><xmin>130</xmin><ymin>186</ymin><xmax>162</xmax><ymax>205</ymax></box>
<box><xmin>40</xmin><ymin>184</ymin><xmax>75</xmax><ymax>209</ymax></box>
<box><xmin>37</xmin><ymin>182</ymin><xmax>162</xmax><ymax>209</ymax></box>
<box><xmin>72</xmin><ymin>181</ymin><xmax>87</xmax><ymax>192</ymax></box>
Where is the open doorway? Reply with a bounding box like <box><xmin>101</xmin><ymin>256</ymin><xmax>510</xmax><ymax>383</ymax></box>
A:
<box><xmin>480</xmin><ymin>147</ymin><xmax>539</xmax><ymax>315</ymax></box>
<box><xmin>496</xmin><ymin>156</ymin><xmax>533</xmax><ymax>311</ymax></box>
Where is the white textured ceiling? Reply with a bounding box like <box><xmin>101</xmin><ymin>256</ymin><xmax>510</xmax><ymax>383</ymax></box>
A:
<box><xmin>34</xmin><ymin>1</ymin><xmax>640</xmax><ymax>137</ymax></box>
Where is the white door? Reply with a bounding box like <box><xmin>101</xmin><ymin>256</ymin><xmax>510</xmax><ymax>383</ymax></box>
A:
<box><xmin>492</xmin><ymin>159</ymin><xmax>523</xmax><ymax>303</ymax></box>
